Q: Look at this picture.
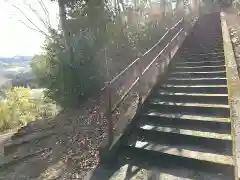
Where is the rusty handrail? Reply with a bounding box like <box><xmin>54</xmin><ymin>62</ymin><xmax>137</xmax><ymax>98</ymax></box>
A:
<box><xmin>171</xmin><ymin>28</ymin><xmax>184</xmax><ymax>43</ymax></box>
<box><xmin>170</xmin><ymin>17</ymin><xmax>183</xmax><ymax>31</ymax></box>
<box><xmin>107</xmin><ymin>30</ymin><xmax>168</xmax><ymax>85</ymax></box>
<box><xmin>102</xmin><ymin>18</ymin><xmax>184</xmax><ymax>92</ymax></box>
<box><xmin>111</xmin><ymin>27</ymin><xmax>184</xmax><ymax>114</ymax></box>
<box><xmin>105</xmin><ymin>18</ymin><xmax>185</xmax><ymax>147</ymax></box>
<box><xmin>142</xmin><ymin>43</ymin><xmax>169</xmax><ymax>76</ymax></box>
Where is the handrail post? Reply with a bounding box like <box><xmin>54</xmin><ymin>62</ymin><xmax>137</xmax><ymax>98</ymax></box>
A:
<box><xmin>168</xmin><ymin>51</ymin><xmax>171</xmax><ymax>60</ymax></box>
<box><xmin>182</xmin><ymin>17</ymin><xmax>185</xmax><ymax>32</ymax></box>
<box><xmin>136</xmin><ymin>60</ymin><xmax>143</xmax><ymax>113</ymax></box>
<box><xmin>106</xmin><ymin>83</ymin><xmax>113</xmax><ymax>148</ymax></box>
<box><xmin>137</xmin><ymin>75</ymin><xmax>143</xmax><ymax>113</ymax></box>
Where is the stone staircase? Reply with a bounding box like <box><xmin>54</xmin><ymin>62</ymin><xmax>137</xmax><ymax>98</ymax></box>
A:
<box><xmin>108</xmin><ymin>13</ymin><xmax>235</xmax><ymax>180</ymax></box>
<box><xmin>1</xmin><ymin>12</ymin><xmax>238</xmax><ymax>180</ymax></box>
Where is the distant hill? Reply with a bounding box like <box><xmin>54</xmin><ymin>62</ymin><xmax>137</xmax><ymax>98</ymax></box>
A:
<box><xmin>0</xmin><ymin>56</ymin><xmax>32</xmax><ymax>68</ymax></box>
<box><xmin>0</xmin><ymin>56</ymin><xmax>34</xmax><ymax>89</ymax></box>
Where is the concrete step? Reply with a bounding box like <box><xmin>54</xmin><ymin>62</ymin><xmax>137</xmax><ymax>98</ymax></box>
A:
<box><xmin>146</xmin><ymin>101</ymin><xmax>230</xmax><ymax>118</ymax></box>
<box><xmin>139</xmin><ymin>113</ymin><xmax>230</xmax><ymax>134</ymax></box>
<box><xmin>108</xmin><ymin>163</ymin><xmax>232</xmax><ymax>180</ymax></box>
<box><xmin>131</xmin><ymin>128</ymin><xmax>232</xmax><ymax>155</ymax></box>
<box><xmin>180</xmin><ymin>48</ymin><xmax>224</xmax><ymax>53</ymax></box>
<box><xmin>179</xmin><ymin>52</ymin><xmax>224</xmax><ymax>58</ymax></box>
<box><xmin>178</xmin><ymin>55</ymin><xmax>225</xmax><ymax>61</ymax></box>
<box><xmin>175</xmin><ymin>65</ymin><xmax>226</xmax><ymax>72</ymax></box>
<box><xmin>128</xmin><ymin>140</ymin><xmax>233</xmax><ymax>165</ymax></box>
<box><xmin>179</xmin><ymin>47</ymin><xmax>224</xmax><ymax>54</ymax></box>
<box><xmin>166</xmin><ymin>77</ymin><xmax>227</xmax><ymax>85</ymax></box>
<box><xmin>151</xmin><ymin>92</ymin><xmax>228</xmax><ymax>104</ymax></box>
<box><xmin>176</xmin><ymin>60</ymin><xmax>225</xmax><ymax>66</ymax></box>
<box><xmin>184</xmin><ymin>37</ymin><xmax>222</xmax><ymax>41</ymax></box>
<box><xmin>138</xmin><ymin>125</ymin><xmax>231</xmax><ymax>140</ymax></box>
<box><xmin>170</xmin><ymin>71</ymin><xmax>226</xmax><ymax>78</ymax></box>
<box><xmin>143</xmin><ymin>112</ymin><xmax>231</xmax><ymax>123</ymax></box>
<box><xmin>183</xmin><ymin>38</ymin><xmax>222</xmax><ymax>43</ymax></box>
<box><xmin>181</xmin><ymin>46</ymin><xmax>223</xmax><ymax>51</ymax></box>
<box><xmin>119</xmin><ymin>145</ymin><xmax>234</xmax><ymax>179</ymax></box>
<box><xmin>159</xmin><ymin>85</ymin><xmax>228</xmax><ymax>94</ymax></box>
<box><xmin>181</xmin><ymin>43</ymin><xmax>223</xmax><ymax>49</ymax></box>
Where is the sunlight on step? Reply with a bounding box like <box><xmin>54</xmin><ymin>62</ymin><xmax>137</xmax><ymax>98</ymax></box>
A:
<box><xmin>140</xmin><ymin>125</ymin><xmax>232</xmax><ymax>140</ymax></box>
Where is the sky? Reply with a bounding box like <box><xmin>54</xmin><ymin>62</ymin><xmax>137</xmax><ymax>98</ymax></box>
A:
<box><xmin>0</xmin><ymin>0</ymin><xmax>59</xmax><ymax>57</ymax></box>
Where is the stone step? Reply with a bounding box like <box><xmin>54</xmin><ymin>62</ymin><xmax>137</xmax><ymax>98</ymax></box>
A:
<box><xmin>179</xmin><ymin>52</ymin><xmax>224</xmax><ymax>58</ymax></box>
<box><xmin>180</xmin><ymin>50</ymin><xmax>224</xmax><ymax>55</ymax></box>
<box><xmin>119</xmin><ymin>146</ymin><xmax>234</xmax><ymax>179</ymax></box>
<box><xmin>139</xmin><ymin>113</ymin><xmax>230</xmax><ymax>134</ymax></box>
<box><xmin>175</xmin><ymin>65</ymin><xmax>226</xmax><ymax>72</ymax></box>
<box><xmin>166</xmin><ymin>77</ymin><xmax>227</xmax><ymax>85</ymax></box>
<box><xmin>108</xmin><ymin>163</ymin><xmax>232</xmax><ymax>180</ymax></box>
<box><xmin>180</xmin><ymin>49</ymin><xmax>224</xmax><ymax>54</ymax></box>
<box><xmin>183</xmin><ymin>38</ymin><xmax>222</xmax><ymax>43</ymax></box>
<box><xmin>181</xmin><ymin>43</ymin><xmax>223</xmax><ymax>49</ymax></box>
<box><xmin>181</xmin><ymin>47</ymin><xmax>224</xmax><ymax>51</ymax></box>
<box><xmin>143</xmin><ymin>112</ymin><xmax>231</xmax><ymax>123</ymax></box>
<box><xmin>176</xmin><ymin>60</ymin><xmax>225</xmax><ymax>66</ymax></box>
<box><xmin>151</xmin><ymin>92</ymin><xmax>228</xmax><ymax>105</ymax></box>
<box><xmin>159</xmin><ymin>85</ymin><xmax>228</xmax><ymax>94</ymax></box>
<box><xmin>128</xmin><ymin>140</ymin><xmax>233</xmax><ymax>165</ymax></box>
<box><xmin>138</xmin><ymin>125</ymin><xmax>231</xmax><ymax>140</ymax></box>
<box><xmin>179</xmin><ymin>55</ymin><xmax>225</xmax><ymax>61</ymax></box>
<box><xmin>146</xmin><ymin>101</ymin><xmax>230</xmax><ymax>118</ymax></box>
<box><xmin>130</xmin><ymin>128</ymin><xmax>232</xmax><ymax>155</ymax></box>
<box><xmin>170</xmin><ymin>71</ymin><xmax>226</xmax><ymax>78</ymax></box>
<box><xmin>184</xmin><ymin>38</ymin><xmax>222</xmax><ymax>42</ymax></box>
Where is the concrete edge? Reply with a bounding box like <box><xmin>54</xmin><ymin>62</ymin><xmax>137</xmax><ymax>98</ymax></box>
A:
<box><xmin>221</xmin><ymin>11</ymin><xmax>240</xmax><ymax>180</ymax></box>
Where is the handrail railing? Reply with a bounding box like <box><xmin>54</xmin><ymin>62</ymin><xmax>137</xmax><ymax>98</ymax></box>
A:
<box><xmin>102</xmin><ymin>17</ymin><xmax>184</xmax><ymax>91</ymax></box>
<box><xmin>104</xmin><ymin>17</ymin><xmax>186</xmax><ymax>147</ymax></box>
<box><xmin>111</xmin><ymin>27</ymin><xmax>184</xmax><ymax>114</ymax></box>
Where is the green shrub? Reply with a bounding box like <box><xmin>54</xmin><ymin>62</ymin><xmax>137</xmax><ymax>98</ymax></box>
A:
<box><xmin>0</xmin><ymin>87</ymin><xmax>54</xmax><ymax>132</ymax></box>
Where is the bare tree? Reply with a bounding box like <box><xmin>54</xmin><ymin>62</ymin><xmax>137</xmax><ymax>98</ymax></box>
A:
<box><xmin>161</xmin><ymin>0</ymin><xmax>167</xmax><ymax>17</ymax></box>
<box><xmin>57</xmin><ymin>0</ymin><xmax>70</xmax><ymax>48</ymax></box>
<box><xmin>4</xmin><ymin>0</ymin><xmax>54</xmax><ymax>37</ymax></box>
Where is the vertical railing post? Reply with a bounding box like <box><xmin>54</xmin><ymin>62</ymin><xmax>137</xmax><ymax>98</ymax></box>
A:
<box><xmin>136</xmin><ymin>60</ymin><xmax>143</xmax><ymax>113</ymax></box>
<box><xmin>106</xmin><ymin>83</ymin><xmax>113</xmax><ymax>148</ymax></box>
<box><xmin>137</xmin><ymin>76</ymin><xmax>142</xmax><ymax>114</ymax></box>
<box><xmin>168</xmin><ymin>51</ymin><xmax>171</xmax><ymax>61</ymax></box>
<box><xmin>183</xmin><ymin>17</ymin><xmax>188</xmax><ymax>37</ymax></box>
<box><xmin>182</xmin><ymin>17</ymin><xmax>185</xmax><ymax>32</ymax></box>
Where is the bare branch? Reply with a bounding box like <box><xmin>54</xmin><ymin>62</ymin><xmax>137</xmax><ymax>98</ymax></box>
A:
<box><xmin>37</xmin><ymin>0</ymin><xmax>51</xmax><ymax>26</ymax></box>
<box><xmin>18</xmin><ymin>20</ymin><xmax>49</xmax><ymax>37</ymax></box>
<box><xmin>23</xmin><ymin>0</ymin><xmax>51</xmax><ymax>30</ymax></box>
<box><xmin>4</xmin><ymin>0</ymin><xmax>49</xmax><ymax>36</ymax></box>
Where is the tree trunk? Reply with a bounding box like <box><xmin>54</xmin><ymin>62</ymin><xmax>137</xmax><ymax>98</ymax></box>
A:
<box><xmin>134</xmin><ymin>0</ymin><xmax>137</xmax><ymax>9</ymax></box>
<box><xmin>193</xmin><ymin>0</ymin><xmax>200</xmax><ymax>16</ymax></box>
<box><xmin>58</xmin><ymin>0</ymin><xmax>70</xmax><ymax>49</ymax></box>
<box><xmin>148</xmin><ymin>0</ymin><xmax>152</xmax><ymax>9</ymax></box>
<box><xmin>114</xmin><ymin>0</ymin><xmax>118</xmax><ymax>13</ymax></box>
<box><xmin>162</xmin><ymin>0</ymin><xmax>167</xmax><ymax>17</ymax></box>
<box><xmin>116</xmin><ymin>0</ymin><xmax>122</xmax><ymax>13</ymax></box>
<box><xmin>119</xmin><ymin>0</ymin><xmax>126</xmax><ymax>13</ymax></box>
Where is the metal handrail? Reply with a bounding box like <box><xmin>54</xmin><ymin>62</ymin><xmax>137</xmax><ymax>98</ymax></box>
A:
<box><xmin>102</xmin><ymin>18</ymin><xmax>184</xmax><ymax>91</ymax></box>
<box><xmin>105</xmin><ymin>17</ymin><xmax>185</xmax><ymax>147</ymax></box>
<box><xmin>111</xmin><ymin>27</ymin><xmax>184</xmax><ymax>114</ymax></box>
